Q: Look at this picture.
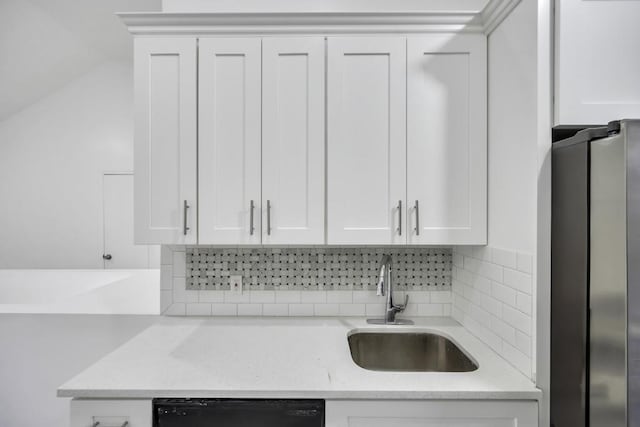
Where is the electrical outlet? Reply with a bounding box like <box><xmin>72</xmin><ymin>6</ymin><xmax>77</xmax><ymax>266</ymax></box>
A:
<box><xmin>229</xmin><ymin>275</ymin><xmax>243</xmax><ymax>294</ymax></box>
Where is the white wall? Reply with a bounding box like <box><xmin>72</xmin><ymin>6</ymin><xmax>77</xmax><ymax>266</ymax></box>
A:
<box><xmin>487</xmin><ymin>0</ymin><xmax>538</xmax><ymax>255</ymax></box>
<box><xmin>0</xmin><ymin>61</ymin><xmax>135</xmax><ymax>268</ymax></box>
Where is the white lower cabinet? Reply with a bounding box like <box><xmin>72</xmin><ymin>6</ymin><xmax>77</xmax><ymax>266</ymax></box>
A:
<box><xmin>325</xmin><ymin>400</ymin><xmax>538</xmax><ymax>427</ymax></box>
<box><xmin>70</xmin><ymin>399</ymin><xmax>152</xmax><ymax>427</ymax></box>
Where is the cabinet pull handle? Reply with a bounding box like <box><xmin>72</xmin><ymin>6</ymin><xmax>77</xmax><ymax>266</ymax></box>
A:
<box><xmin>414</xmin><ymin>200</ymin><xmax>420</xmax><ymax>236</ymax></box>
<box><xmin>267</xmin><ymin>200</ymin><xmax>271</xmax><ymax>236</ymax></box>
<box><xmin>397</xmin><ymin>200</ymin><xmax>402</xmax><ymax>236</ymax></box>
<box><xmin>183</xmin><ymin>200</ymin><xmax>190</xmax><ymax>236</ymax></box>
<box><xmin>249</xmin><ymin>200</ymin><xmax>255</xmax><ymax>235</ymax></box>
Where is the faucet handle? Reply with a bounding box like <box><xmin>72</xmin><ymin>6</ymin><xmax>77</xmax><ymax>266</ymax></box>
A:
<box><xmin>394</xmin><ymin>294</ymin><xmax>409</xmax><ymax>312</ymax></box>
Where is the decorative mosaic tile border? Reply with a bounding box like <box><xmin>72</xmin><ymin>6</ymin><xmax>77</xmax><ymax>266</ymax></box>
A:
<box><xmin>160</xmin><ymin>246</ymin><xmax>453</xmax><ymax>318</ymax></box>
<box><xmin>186</xmin><ymin>247</ymin><xmax>451</xmax><ymax>291</ymax></box>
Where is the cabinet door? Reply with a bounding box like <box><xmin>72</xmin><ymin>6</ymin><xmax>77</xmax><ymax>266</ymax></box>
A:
<box><xmin>262</xmin><ymin>38</ymin><xmax>325</xmax><ymax>244</ymax></box>
<box><xmin>134</xmin><ymin>38</ymin><xmax>197</xmax><ymax>244</ymax></box>
<box><xmin>199</xmin><ymin>38</ymin><xmax>262</xmax><ymax>244</ymax></box>
<box><xmin>556</xmin><ymin>0</ymin><xmax>640</xmax><ymax>124</ymax></box>
<box><xmin>71</xmin><ymin>399</ymin><xmax>152</xmax><ymax>427</ymax></box>
<box><xmin>327</xmin><ymin>37</ymin><xmax>406</xmax><ymax>244</ymax></box>
<box><xmin>407</xmin><ymin>35</ymin><xmax>487</xmax><ymax>245</ymax></box>
<box><xmin>326</xmin><ymin>400</ymin><xmax>538</xmax><ymax>427</ymax></box>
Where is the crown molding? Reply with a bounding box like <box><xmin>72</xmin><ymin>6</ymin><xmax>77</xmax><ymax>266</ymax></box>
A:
<box><xmin>117</xmin><ymin>1</ymin><xmax>522</xmax><ymax>36</ymax></box>
<box><xmin>482</xmin><ymin>0</ymin><xmax>523</xmax><ymax>34</ymax></box>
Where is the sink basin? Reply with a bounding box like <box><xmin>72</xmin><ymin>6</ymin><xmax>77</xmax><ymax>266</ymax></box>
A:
<box><xmin>348</xmin><ymin>332</ymin><xmax>478</xmax><ymax>372</ymax></box>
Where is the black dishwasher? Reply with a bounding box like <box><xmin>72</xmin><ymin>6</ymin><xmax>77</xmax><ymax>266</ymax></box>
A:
<box><xmin>153</xmin><ymin>398</ymin><xmax>324</xmax><ymax>427</ymax></box>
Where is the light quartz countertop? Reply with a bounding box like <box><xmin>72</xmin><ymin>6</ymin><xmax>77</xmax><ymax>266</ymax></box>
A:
<box><xmin>57</xmin><ymin>317</ymin><xmax>540</xmax><ymax>400</ymax></box>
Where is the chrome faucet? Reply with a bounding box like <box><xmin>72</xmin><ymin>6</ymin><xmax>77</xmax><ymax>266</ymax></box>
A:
<box><xmin>367</xmin><ymin>254</ymin><xmax>413</xmax><ymax>325</ymax></box>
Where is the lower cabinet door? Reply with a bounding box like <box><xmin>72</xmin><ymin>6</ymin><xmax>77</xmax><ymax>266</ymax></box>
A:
<box><xmin>70</xmin><ymin>399</ymin><xmax>152</xmax><ymax>427</ymax></box>
<box><xmin>326</xmin><ymin>400</ymin><xmax>538</xmax><ymax>427</ymax></box>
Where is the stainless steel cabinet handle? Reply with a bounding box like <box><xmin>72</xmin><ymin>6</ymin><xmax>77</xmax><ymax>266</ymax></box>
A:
<box><xmin>414</xmin><ymin>200</ymin><xmax>420</xmax><ymax>236</ymax></box>
<box><xmin>267</xmin><ymin>200</ymin><xmax>271</xmax><ymax>236</ymax></box>
<box><xmin>183</xmin><ymin>200</ymin><xmax>190</xmax><ymax>236</ymax></box>
<box><xmin>397</xmin><ymin>200</ymin><xmax>402</xmax><ymax>236</ymax></box>
<box><xmin>249</xmin><ymin>200</ymin><xmax>255</xmax><ymax>235</ymax></box>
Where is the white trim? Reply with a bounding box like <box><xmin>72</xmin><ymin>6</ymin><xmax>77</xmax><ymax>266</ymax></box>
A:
<box><xmin>117</xmin><ymin>4</ymin><xmax>518</xmax><ymax>35</ymax></box>
<box><xmin>482</xmin><ymin>0</ymin><xmax>523</xmax><ymax>35</ymax></box>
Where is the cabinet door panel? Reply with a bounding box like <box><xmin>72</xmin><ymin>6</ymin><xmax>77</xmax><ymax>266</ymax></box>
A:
<box><xmin>327</xmin><ymin>37</ymin><xmax>406</xmax><ymax>244</ymax></box>
<box><xmin>199</xmin><ymin>38</ymin><xmax>262</xmax><ymax>244</ymax></box>
<box><xmin>556</xmin><ymin>0</ymin><xmax>640</xmax><ymax>124</ymax></box>
<box><xmin>262</xmin><ymin>38</ymin><xmax>325</xmax><ymax>244</ymax></box>
<box><xmin>326</xmin><ymin>400</ymin><xmax>538</xmax><ymax>427</ymax></box>
<box><xmin>407</xmin><ymin>35</ymin><xmax>487</xmax><ymax>244</ymax></box>
<box><xmin>134</xmin><ymin>38</ymin><xmax>197</xmax><ymax>244</ymax></box>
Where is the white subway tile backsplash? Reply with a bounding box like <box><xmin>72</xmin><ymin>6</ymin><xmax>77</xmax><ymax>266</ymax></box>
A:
<box><xmin>471</xmin><ymin>275</ymin><xmax>492</xmax><ymax>295</ymax></box>
<box><xmin>339</xmin><ymin>303</ymin><xmax>365</xmax><ymax>316</ymax></box>
<box><xmin>453</xmin><ymin>246</ymin><xmax>534</xmax><ymax>380</ymax></box>
<box><xmin>430</xmin><ymin>290</ymin><xmax>451</xmax><ymax>304</ymax></box>
<box><xmin>492</xmin><ymin>248</ymin><xmax>518</xmax><ymax>269</ymax></box>
<box><xmin>502</xmin><ymin>305</ymin><xmax>532</xmax><ymax>335</ymax></box>
<box><xmin>327</xmin><ymin>291</ymin><xmax>353</xmax><ymax>304</ymax></box>
<box><xmin>365</xmin><ymin>303</ymin><xmax>385</xmax><ymax>316</ymax></box>
<box><xmin>160</xmin><ymin>290</ymin><xmax>172</xmax><ymax>314</ymax></box>
<box><xmin>238</xmin><ymin>304</ymin><xmax>263</xmax><ymax>316</ymax></box>
<box><xmin>161</xmin><ymin>246</ymin><xmax>173</xmax><ymax>265</ymax></box>
<box><xmin>353</xmin><ymin>291</ymin><xmax>382</xmax><ymax>304</ymax></box>
<box><xmin>472</xmin><ymin>246</ymin><xmax>492</xmax><ymax>261</ymax></box>
<box><xmin>408</xmin><ymin>291</ymin><xmax>431</xmax><ymax>303</ymax></box>
<box><xmin>491</xmin><ymin>281</ymin><xmax>517</xmax><ymax>306</ymax></box>
<box><xmin>165</xmin><ymin>303</ymin><xmax>186</xmax><ymax>316</ymax></box>
<box><xmin>160</xmin><ymin>265</ymin><xmax>173</xmax><ymax>290</ymax></box>
<box><xmin>300</xmin><ymin>291</ymin><xmax>327</xmax><ymax>304</ymax></box>
<box><xmin>275</xmin><ymin>291</ymin><xmax>301</xmax><ymax>304</ymax></box>
<box><xmin>314</xmin><ymin>304</ymin><xmax>340</xmax><ymax>316</ymax></box>
<box><xmin>516</xmin><ymin>253</ymin><xmax>533</xmax><ymax>274</ymax></box>
<box><xmin>503</xmin><ymin>268</ymin><xmax>532</xmax><ymax>295</ymax></box>
<box><xmin>453</xmin><ymin>253</ymin><xmax>464</xmax><ymax>268</ymax></box>
<box><xmin>249</xmin><ymin>291</ymin><xmax>276</xmax><ymax>304</ymax></box>
<box><xmin>172</xmin><ymin>251</ymin><xmax>186</xmax><ymax>277</ymax></box>
<box><xmin>516</xmin><ymin>292</ymin><xmax>533</xmax><ymax>316</ymax></box>
<box><xmin>173</xmin><ymin>279</ymin><xmax>198</xmax><ymax>303</ymax></box>
<box><xmin>211</xmin><ymin>304</ymin><xmax>237</xmax><ymax>316</ymax></box>
<box><xmin>515</xmin><ymin>330</ymin><xmax>532</xmax><ymax>357</ymax></box>
<box><xmin>289</xmin><ymin>304</ymin><xmax>314</xmax><ymax>316</ymax></box>
<box><xmin>491</xmin><ymin>316</ymin><xmax>517</xmax><ymax>345</ymax></box>
<box><xmin>223</xmin><ymin>291</ymin><xmax>251</xmax><ymax>304</ymax></box>
<box><xmin>418</xmin><ymin>304</ymin><xmax>445</xmax><ymax>316</ymax></box>
<box><xmin>502</xmin><ymin>341</ymin><xmax>532</xmax><ymax>377</ymax></box>
<box><xmin>263</xmin><ymin>304</ymin><xmax>289</xmax><ymax>316</ymax></box>
<box><xmin>187</xmin><ymin>303</ymin><xmax>212</xmax><ymax>316</ymax></box>
<box><xmin>199</xmin><ymin>290</ymin><xmax>224</xmax><ymax>303</ymax></box>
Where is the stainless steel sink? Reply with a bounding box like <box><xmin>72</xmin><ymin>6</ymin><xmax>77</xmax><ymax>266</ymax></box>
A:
<box><xmin>348</xmin><ymin>332</ymin><xmax>478</xmax><ymax>372</ymax></box>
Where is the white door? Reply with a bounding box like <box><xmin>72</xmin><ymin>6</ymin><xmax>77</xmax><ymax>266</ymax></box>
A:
<box><xmin>199</xmin><ymin>38</ymin><xmax>262</xmax><ymax>244</ymax></box>
<box><xmin>262</xmin><ymin>37</ymin><xmax>325</xmax><ymax>244</ymax></box>
<box><xmin>407</xmin><ymin>35</ymin><xmax>487</xmax><ymax>244</ymax></box>
<box><xmin>133</xmin><ymin>38</ymin><xmax>197</xmax><ymax>244</ymax></box>
<box><xmin>327</xmin><ymin>37</ymin><xmax>407</xmax><ymax>244</ymax></box>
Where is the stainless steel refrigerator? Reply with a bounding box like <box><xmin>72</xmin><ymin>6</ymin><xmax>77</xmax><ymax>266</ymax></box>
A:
<box><xmin>551</xmin><ymin>119</ymin><xmax>640</xmax><ymax>427</ymax></box>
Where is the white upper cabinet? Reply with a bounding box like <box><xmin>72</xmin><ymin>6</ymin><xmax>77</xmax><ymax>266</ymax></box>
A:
<box><xmin>556</xmin><ymin>0</ymin><xmax>640</xmax><ymax>124</ymax></box>
<box><xmin>133</xmin><ymin>38</ymin><xmax>197</xmax><ymax>244</ymax></box>
<box><xmin>198</xmin><ymin>38</ymin><xmax>262</xmax><ymax>244</ymax></box>
<box><xmin>327</xmin><ymin>37</ymin><xmax>407</xmax><ymax>244</ymax></box>
<box><xmin>262</xmin><ymin>38</ymin><xmax>326</xmax><ymax>244</ymax></box>
<box><xmin>407</xmin><ymin>34</ymin><xmax>487</xmax><ymax>244</ymax></box>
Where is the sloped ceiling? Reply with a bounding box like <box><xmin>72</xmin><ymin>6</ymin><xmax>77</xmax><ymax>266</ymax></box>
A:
<box><xmin>0</xmin><ymin>0</ymin><xmax>160</xmax><ymax>122</ymax></box>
